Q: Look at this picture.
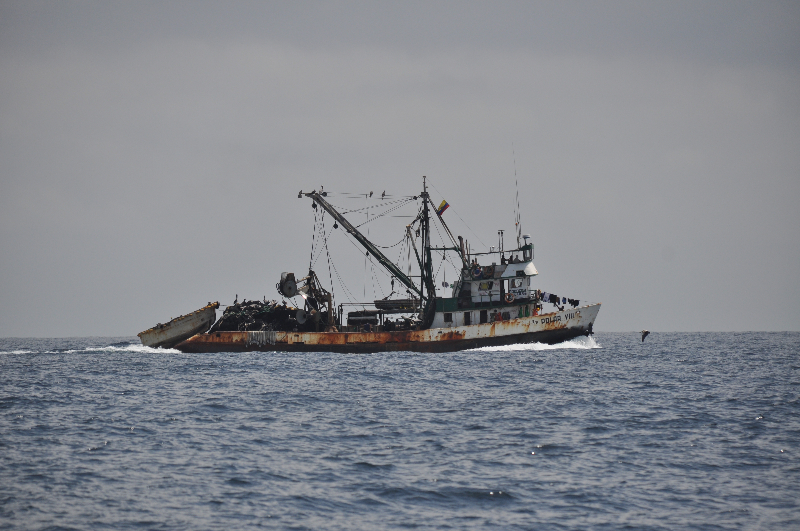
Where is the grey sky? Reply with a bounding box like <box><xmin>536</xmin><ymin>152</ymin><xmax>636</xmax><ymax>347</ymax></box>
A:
<box><xmin>1</xmin><ymin>1</ymin><xmax>798</xmax><ymax>336</ymax></box>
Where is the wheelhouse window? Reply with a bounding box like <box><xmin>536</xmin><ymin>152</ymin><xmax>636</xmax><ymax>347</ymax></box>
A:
<box><xmin>444</xmin><ymin>312</ymin><xmax>453</xmax><ymax>323</ymax></box>
<box><xmin>523</xmin><ymin>245</ymin><xmax>533</xmax><ymax>261</ymax></box>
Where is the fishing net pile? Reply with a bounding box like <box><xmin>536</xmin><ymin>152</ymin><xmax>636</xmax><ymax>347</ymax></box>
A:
<box><xmin>208</xmin><ymin>300</ymin><xmax>301</xmax><ymax>333</ymax></box>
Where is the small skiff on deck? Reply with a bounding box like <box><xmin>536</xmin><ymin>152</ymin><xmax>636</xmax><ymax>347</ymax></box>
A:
<box><xmin>138</xmin><ymin>302</ymin><xmax>219</xmax><ymax>349</ymax></box>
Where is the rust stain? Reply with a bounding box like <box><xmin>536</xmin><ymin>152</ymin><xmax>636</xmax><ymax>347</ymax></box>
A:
<box><xmin>543</xmin><ymin>320</ymin><xmax>567</xmax><ymax>331</ymax></box>
<box><xmin>308</xmin><ymin>332</ymin><xmax>345</xmax><ymax>345</ymax></box>
<box><xmin>203</xmin><ymin>331</ymin><xmax>247</xmax><ymax>343</ymax></box>
<box><xmin>438</xmin><ymin>329</ymin><xmax>466</xmax><ymax>341</ymax></box>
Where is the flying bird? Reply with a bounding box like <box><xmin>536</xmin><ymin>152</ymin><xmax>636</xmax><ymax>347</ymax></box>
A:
<box><xmin>641</xmin><ymin>330</ymin><xmax>650</xmax><ymax>342</ymax></box>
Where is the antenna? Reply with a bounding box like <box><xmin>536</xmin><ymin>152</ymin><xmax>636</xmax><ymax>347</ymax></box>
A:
<box><xmin>513</xmin><ymin>143</ymin><xmax>522</xmax><ymax>248</ymax></box>
<box><xmin>498</xmin><ymin>230</ymin><xmax>504</xmax><ymax>257</ymax></box>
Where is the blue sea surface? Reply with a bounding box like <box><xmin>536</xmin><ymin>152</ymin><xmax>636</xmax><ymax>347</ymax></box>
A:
<box><xmin>0</xmin><ymin>332</ymin><xmax>798</xmax><ymax>530</ymax></box>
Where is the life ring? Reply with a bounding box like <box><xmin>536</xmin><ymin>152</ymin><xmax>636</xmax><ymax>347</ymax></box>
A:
<box><xmin>504</xmin><ymin>293</ymin><xmax>515</xmax><ymax>303</ymax></box>
<box><xmin>483</xmin><ymin>265</ymin><xmax>494</xmax><ymax>278</ymax></box>
<box><xmin>472</xmin><ymin>267</ymin><xmax>482</xmax><ymax>279</ymax></box>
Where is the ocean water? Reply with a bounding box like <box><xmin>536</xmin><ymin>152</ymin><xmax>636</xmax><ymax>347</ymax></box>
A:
<box><xmin>0</xmin><ymin>332</ymin><xmax>798</xmax><ymax>530</ymax></box>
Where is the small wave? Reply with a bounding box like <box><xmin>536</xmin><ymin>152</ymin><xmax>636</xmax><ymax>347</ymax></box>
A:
<box><xmin>470</xmin><ymin>335</ymin><xmax>600</xmax><ymax>352</ymax></box>
<box><xmin>0</xmin><ymin>350</ymin><xmax>35</xmax><ymax>355</ymax></box>
<box><xmin>438</xmin><ymin>487</ymin><xmax>515</xmax><ymax>501</ymax></box>
<box><xmin>353</xmin><ymin>462</ymin><xmax>394</xmax><ymax>470</ymax></box>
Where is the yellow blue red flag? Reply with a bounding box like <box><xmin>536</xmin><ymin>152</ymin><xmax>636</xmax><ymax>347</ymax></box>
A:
<box><xmin>436</xmin><ymin>199</ymin><xmax>450</xmax><ymax>216</ymax></box>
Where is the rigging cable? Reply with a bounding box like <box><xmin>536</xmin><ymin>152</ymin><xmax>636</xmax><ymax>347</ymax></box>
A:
<box><xmin>364</xmin><ymin>194</ymin><xmax>369</xmax><ymax>300</ymax></box>
<box><xmin>368</xmin><ymin>254</ymin><xmax>386</xmax><ymax>299</ymax></box>
<box><xmin>311</xmin><ymin>226</ymin><xmax>334</xmax><ymax>268</ymax></box>
<box><xmin>308</xmin><ymin>206</ymin><xmax>319</xmax><ymax>271</ymax></box>
<box><xmin>374</xmin><ymin>235</ymin><xmax>406</xmax><ymax>249</ymax></box>
<box><xmin>323</xmin><ymin>222</ymin><xmax>358</xmax><ymax>304</ymax></box>
<box><xmin>425</xmin><ymin>177</ymin><xmax>488</xmax><ymax>250</ymax></box>
<box><xmin>329</xmin><ymin>259</ymin><xmax>357</xmax><ymax>304</ymax></box>
<box><xmin>325</xmin><ymin>197</ymin><xmax>412</xmax><ymax>215</ymax></box>
<box><xmin>354</xmin><ymin>199</ymin><xmax>415</xmax><ymax>228</ymax></box>
<box><xmin>431</xmin><ymin>220</ymin><xmax>459</xmax><ymax>286</ymax></box>
<box><xmin>313</xmin><ymin>210</ymin><xmax>356</xmax><ymax>305</ymax></box>
<box><xmin>323</xmin><ymin>213</ymin><xmax>335</xmax><ymax>296</ymax></box>
<box><xmin>311</xmin><ymin>213</ymin><xmax>335</xmax><ymax>269</ymax></box>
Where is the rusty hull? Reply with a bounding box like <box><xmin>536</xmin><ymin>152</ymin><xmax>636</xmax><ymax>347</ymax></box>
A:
<box><xmin>176</xmin><ymin>303</ymin><xmax>600</xmax><ymax>354</ymax></box>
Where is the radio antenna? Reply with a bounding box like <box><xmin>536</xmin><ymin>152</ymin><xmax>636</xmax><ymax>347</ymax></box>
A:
<box><xmin>513</xmin><ymin>143</ymin><xmax>522</xmax><ymax>248</ymax></box>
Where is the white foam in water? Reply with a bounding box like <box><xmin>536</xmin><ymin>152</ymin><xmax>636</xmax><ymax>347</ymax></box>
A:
<box><xmin>65</xmin><ymin>344</ymin><xmax>181</xmax><ymax>354</ymax></box>
<box><xmin>469</xmin><ymin>335</ymin><xmax>601</xmax><ymax>352</ymax></box>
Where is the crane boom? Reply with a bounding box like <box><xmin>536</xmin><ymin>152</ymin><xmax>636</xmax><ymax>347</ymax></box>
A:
<box><xmin>303</xmin><ymin>191</ymin><xmax>424</xmax><ymax>300</ymax></box>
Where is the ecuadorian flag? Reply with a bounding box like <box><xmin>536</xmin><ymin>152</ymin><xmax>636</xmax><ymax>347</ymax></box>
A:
<box><xmin>436</xmin><ymin>199</ymin><xmax>450</xmax><ymax>216</ymax></box>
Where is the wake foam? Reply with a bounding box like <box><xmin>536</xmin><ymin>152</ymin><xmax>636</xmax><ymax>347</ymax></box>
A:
<box><xmin>469</xmin><ymin>335</ymin><xmax>600</xmax><ymax>352</ymax></box>
<box><xmin>2</xmin><ymin>344</ymin><xmax>180</xmax><ymax>355</ymax></box>
<box><xmin>64</xmin><ymin>344</ymin><xmax>181</xmax><ymax>354</ymax></box>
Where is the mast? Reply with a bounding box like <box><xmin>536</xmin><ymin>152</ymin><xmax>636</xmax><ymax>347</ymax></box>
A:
<box><xmin>421</xmin><ymin>177</ymin><xmax>436</xmax><ymax>302</ymax></box>
<box><xmin>304</xmin><ymin>190</ymin><xmax>424</xmax><ymax>300</ymax></box>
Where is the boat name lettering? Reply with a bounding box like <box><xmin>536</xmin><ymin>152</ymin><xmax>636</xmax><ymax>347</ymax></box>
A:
<box><xmin>539</xmin><ymin>312</ymin><xmax>579</xmax><ymax>325</ymax></box>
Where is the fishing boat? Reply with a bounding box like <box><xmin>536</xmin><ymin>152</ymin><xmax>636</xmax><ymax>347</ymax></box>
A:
<box><xmin>138</xmin><ymin>302</ymin><xmax>219</xmax><ymax>349</ymax></box>
<box><xmin>175</xmin><ymin>178</ymin><xmax>600</xmax><ymax>353</ymax></box>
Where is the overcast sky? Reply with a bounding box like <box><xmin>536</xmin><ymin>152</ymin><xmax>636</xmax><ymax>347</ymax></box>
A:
<box><xmin>1</xmin><ymin>1</ymin><xmax>798</xmax><ymax>336</ymax></box>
